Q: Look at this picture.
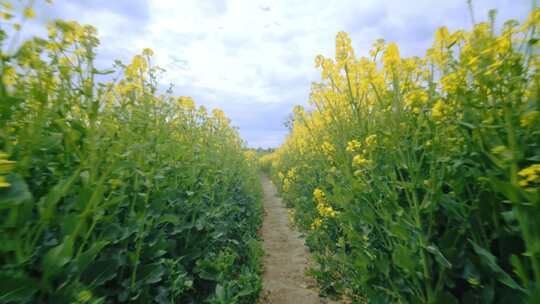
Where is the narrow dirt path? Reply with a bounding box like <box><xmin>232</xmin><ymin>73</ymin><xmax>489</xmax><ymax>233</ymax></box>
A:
<box><xmin>259</xmin><ymin>175</ymin><xmax>335</xmax><ymax>304</ymax></box>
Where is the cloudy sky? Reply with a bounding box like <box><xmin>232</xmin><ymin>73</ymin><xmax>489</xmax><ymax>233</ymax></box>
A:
<box><xmin>23</xmin><ymin>0</ymin><xmax>532</xmax><ymax>147</ymax></box>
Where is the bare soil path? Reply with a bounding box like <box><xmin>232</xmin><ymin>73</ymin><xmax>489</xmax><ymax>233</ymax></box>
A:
<box><xmin>259</xmin><ymin>175</ymin><xmax>336</xmax><ymax>304</ymax></box>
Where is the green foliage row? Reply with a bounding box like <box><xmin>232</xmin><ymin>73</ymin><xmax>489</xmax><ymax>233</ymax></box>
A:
<box><xmin>269</xmin><ymin>10</ymin><xmax>540</xmax><ymax>303</ymax></box>
<box><xmin>0</xmin><ymin>9</ymin><xmax>262</xmax><ymax>304</ymax></box>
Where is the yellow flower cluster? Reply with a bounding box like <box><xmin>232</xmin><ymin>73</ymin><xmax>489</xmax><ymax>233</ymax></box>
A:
<box><xmin>518</xmin><ymin>164</ymin><xmax>540</xmax><ymax>188</ymax></box>
<box><xmin>243</xmin><ymin>150</ymin><xmax>257</xmax><ymax>162</ymax></box>
<box><xmin>23</xmin><ymin>7</ymin><xmax>36</xmax><ymax>19</ymax></box>
<box><xmin>520</xmin><ymin>111</ymin><xmax>539</xmax><ymax>128</ymax></box>
<box><xmin>335</xmin><ymin>31</ymin><xmax>355</xmax><ymax>69</ymax></box>
<box><xmin>317</xmin><ymin>202</ymin><xmax>337</xmax><ymax>218</ymax></box>
<box><xmin>266</xmin><ymin>8</ymin><xmax>540</xmax><ymax>302</ymax></box>
<box><xmin>431</xmin><ymin>100</ymin><xmax>446</xmax><ymax>121</ymax></box>
<box><xmin>279</xmin><ymin>167</ymin><xmax>298</xmax><ymax>193</ymax></box>
<box><xmin>142</xmin><ymin>48</ymin><xmax>154</xmax><ymax>57</ymax></box>
<box><xmin>125</xmin><ymin>55</ymin><xmax>148</xmax><ymax>80</ymax></box>
<box><xmin>346</xmin><ymin>139</ymin><xmax>361</xmax><ymax>152</ymax></box>
<box><xmin>311</xmin><ymin>218</ymin><xmax>323</xmax><ymax>230</ymax></box>
<box><xmin>321</xmin><ymin>141</ymin><xmax>335</xmax><ymax>159</ymax></box>
<box><xmin>382</xmin><ymin>43</ymin><xmax>401</xmax><ymax>72</ymax></box>
<box><xmin>2</xmin><ymin>66</ymin><xmax>16</xmax><ymax>86</ymax></box>
<box><xmin>440</xmin><ymin>72</ymin><xmax>461</xmax><ymax>94</ymax></box>
<box><xmin>349</xmin><ymin>134</ymin><xmax>377</xmax><ymax>172</ymax></box>
<box><xmin>404</xmin><ymin>90</ymin><xmax>429</xmax><ymax>113</ymax></box>
<box><xmin>352</xmin><ymin>155</ymin><xmax>372</xmax><ymax>168</ymax></box>
<box><xmin>259</xmin><ymin>153</ymin><xmax>278</xmax><ymax>171</ymax></box>
<box><xmin>364</xmin><ymin>134</ymin><xmax>377</xmax><ymax>147</ymax></box>
<box><xmin>178</xmin><ymin>96</ymin><xmax>196</xmax><ymax>112</ymax></box>
<box><xmin>0</xmin><ymin>152</ymin><xmax>15</xmax><ymax>188</ymax></box>
<box><xmin>313</xmin><ymin>188</ymin><xmax>337</xmax><ymax>218</ymax></box>
<box><xmin>313</xmin><ymin>188</ymin><xmax>325</xmax><ymax>202</ymax></box>
<box><xmin>287</xmin><ymin>167</ymin><xmax>297</xmax><ymax>179</ymax></box>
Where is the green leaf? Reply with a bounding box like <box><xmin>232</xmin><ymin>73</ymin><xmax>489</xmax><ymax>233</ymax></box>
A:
<box><xmin>81</xmin><ymin>258</ymin><xmax>120</xmax><ymax>286</ymax></box>
<box><xmin>487</xmin><ymin>178</ymin><xmax>521</xmax><ymax>203</ymax></box>
<box><xmin>435</xmin><ymin>291</ymin><xmax>459</xmax><ymax>304</ymax></box>
<box><xmin>0</xmin><ymin>95</ymin><xmax>24</xmax><ymax>126</ymax></box>
<box><xmin>139</xmin><ymin>263</ymin><xmax>165</xmax><ymax>284</ymax></box>
<box><xmin>0</xmin><ymin>174</ymin><xmax>33</xmax><ymax>209</ymax></box>
<box><xmin>43</xmin><ymin>236</ymin><xmax>74</xmax><ymax>277</ymax></box>
<box><xmin>76</xmin><ymin>240</ymin><xmax>110</xmax><ymax>273</ymax></box>
<box><xmin>457</xmin><ymin>121</ymin><xmax>476</xmax><ymax>130</ymax></box>
<box><xmin>425</xmin><ymin>244</ymin><xmax>452</xmax><ymax>269</ymax></box>
<box><xmin>510</xmin><ymin>254</ymin><xmax>529</xmax><ymax>288</ymax></box>
<box><xmin>39</xmin><ymin>168</ymin><xmax>81</xmax><ymax>221</ymax></box>
<box><xmin>0</xmin><ymin>274</ymin><xmax>39</xmax><ymax>302</ymax></box>
<box><xmin>159</xmin><ymin>214</ymin><xmax>181</xmax><ymax>225</ymax></box>
<box><xmin>392</xmin><ymin>244</ymin><xmax>416</xmax><ymax>273</ymax></box>
<box><xmin>92</xmin><ymin>68</ymin><xmax>115</xmax><ymax>75</ymax></box>
<box><xmin>101</xmin><ymin>194</ymin><xmax>127</xmax><ymax>209</ymax></box>
<box><xmin>469</xmin><ymin>239</ymin><xmax>526</xmax><ymax>292</ymax></box>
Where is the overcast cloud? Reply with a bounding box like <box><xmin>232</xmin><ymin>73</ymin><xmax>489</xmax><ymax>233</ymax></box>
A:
<box><xmin>24</xmin><ymin>0</ymin><xmax>532</xmax><ymax>147</ymax></box>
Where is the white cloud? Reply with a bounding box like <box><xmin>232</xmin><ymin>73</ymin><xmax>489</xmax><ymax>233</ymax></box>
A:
<box><xmin>23</xmin><ymin>0</ymin><xmax>533</xmax><ymax>147</ymax></box>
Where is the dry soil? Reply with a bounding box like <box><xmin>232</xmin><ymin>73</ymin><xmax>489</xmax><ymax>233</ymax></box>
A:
<box><xmin>259</xmin><ymin>175</ymin><xmax>337</xmax><ymax>304</ymax></box>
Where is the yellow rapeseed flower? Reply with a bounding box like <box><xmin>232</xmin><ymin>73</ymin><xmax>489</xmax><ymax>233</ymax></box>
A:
<box><xmin>520</xmin><ymin>111</ymin><xmax>539</xmax><ymax>127</ymax></box>
<box><xmin>0</xmin><ymin>152</ymin><xmax>15</xmax><ymax>188</ymax></box>
<box><xmin>441</xmin><ymin>73</ymin><xmax>459</xmax><ymax>94</ymax></box>
<box><xmin>23</xmin><ymin>7</ymin><xmax>36</xmax><ymax>19</ymax></box>
<box><xmin>518</xmin><ymin>164</ymin><xmax>540</xmax><ymax>187</ymax></box>
<box><xmin>321</xmin><ymin>141</ymin><xmax>335</xmax><ymax>158</ymax></box>
<box><xmin>313</xmin><ymin>188</ymin><xmax>325</xmax><ymax>203</ymax></box>
<box><xmin>2</xmin><ymin>2</ymin><xmax>13</xmax><ymax>10</ymax></box>
<box><xmin>352</xmin><ymin>155</ymin><xmax>372</xmax><ymax>167</ymax></box>
<box><xmin>365</xmin><ymin>134</ymin><xmax>377</xmax><ymax>147</ymax></box>
<box><xmin>346</xmin><ymin>139</ymin><xmax>361</xmax><ymax>152</ymax></box>
<box><xmin>143</xmin><ymin>48</ymin><xmax>154</xmax><ymax>57</ymax></box>
<box><xmin>431</xmin><ymin>100</ymin><xmax>445</xmax><ymax>121</ymax></box>
<box><xmin>47</xmin><ymin>23</ymin><xmax>58</xmax><ymax>38</ymax></box>
<box><xmin>287</xmin><ymin>168</ymin><xmax>297</xmax><ymax>179</ymax></box>
<box><xmin>383</xmin><ymin>43</ymin><xmax>400</xmax><ymax>69</ymax></box>
<box><xmin>46</xmin><ymin>41</ymin><xmax>60</xmax><ymax>52</ymax></box>
<box><xmin>283</xmin><ymin>178</ymin><xmax>291</xmax><ymax>192</ymax></box>
<box><xmin>0</xmin><ymin>176</ymin><xmax>10</xmax><ymax>188</ymax></box>
<box><xmin>2</xmin><ymin>66</ymin><xmax>16</xmax><ymax>86</ymax></box>
<box><xmin>178</xmin><ymin>96</ymin><xmax>195</xmax><ymax>111</ymax></box>
<box><xmin>317</xmin><ymin>203</ymin><xmax>337</xmax><ymax>218</ymax></box>
<box><xmin>311</xmin><ymin>218</ymin><xmax>323</xmax><ymax>230</ymax></box>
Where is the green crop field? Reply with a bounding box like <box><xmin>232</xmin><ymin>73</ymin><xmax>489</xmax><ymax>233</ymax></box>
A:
<box><xmin>0</xmin><ymin>3</ymin><xmax>262</xmax><ymax>303</ymax></box>
<box><xmin>262</xmin><ymin>9</ymin><xmax>540</xmax><ymax>304</ymax></box>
